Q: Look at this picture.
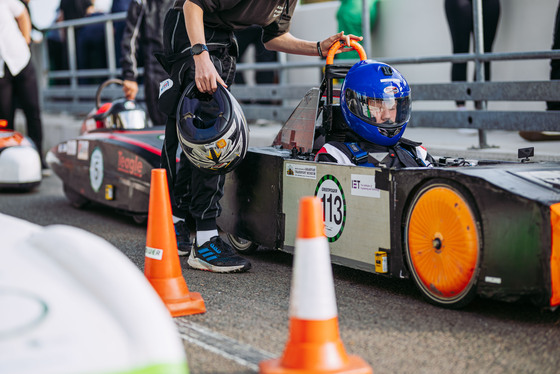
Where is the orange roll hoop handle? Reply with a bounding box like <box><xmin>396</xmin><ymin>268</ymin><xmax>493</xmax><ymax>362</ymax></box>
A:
<box><xmin>326</xmin><ymin>40</ymin><xmax>367</xmax><ymax>65</ymax></box>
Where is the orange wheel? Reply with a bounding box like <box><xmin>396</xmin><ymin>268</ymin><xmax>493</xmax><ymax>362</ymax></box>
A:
<box><xmin>404</xmin><ymin>180</ymin><xmax>481</xmax><ymax>308</ymax></box>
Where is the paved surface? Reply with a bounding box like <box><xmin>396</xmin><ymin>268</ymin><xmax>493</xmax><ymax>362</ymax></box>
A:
<box><xmin>3</xmin><ymin>174</ymin><xmax>560</xmax><ymax>374</ymax></box>
<box><xmin>15</xmin><ymin>111</ymin><xmax>560</xmax><ymax>162</ymax></box>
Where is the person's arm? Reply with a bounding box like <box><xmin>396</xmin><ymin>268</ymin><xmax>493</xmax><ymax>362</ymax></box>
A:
<box><xmin>183</xmin><ymin>0</ymin><xmax>226</xmax><ymax>93</ymax></box>
<box><xmin>264</xmin><ymin>31</ymin><xmax>362</xmax><ymax>58</ymax></box>
<box><xmin>121</xmin><ymin>1</ymin><xmax>143</xmax><ymax>100</ymax></box>
<box><xmin>15</xmin><ymin>7</ymin><xmax>32</xmax><ymax>45</ymax></box>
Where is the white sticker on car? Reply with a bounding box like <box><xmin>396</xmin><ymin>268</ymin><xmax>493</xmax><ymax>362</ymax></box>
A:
<box><xmin>77</xmin><ymin>140</ymin><xmax>89</xmax><ymax>160</ymax></box>
<box><xmin>89</xmin><ymin>147</ymin><xmax>104</xmax><ymax>193</ymax></box>
<box><xmin>315</xmin><ymin>174</ymin><xmax>346</xmax><ymax>242</ymax></box>
<box><xmin>67</xmin><ymin>140</ymin><xmax>77</xmax><ymax>156</ymax></box>
<box><xmin>351</xmin><ymin>174</ymin><xmax>380</xmax><ymax>198</ymax></box>
<box><xmin>285</xmin><ymin>163</ymin><xmax>316</xmax><ymax>180</ymax></box>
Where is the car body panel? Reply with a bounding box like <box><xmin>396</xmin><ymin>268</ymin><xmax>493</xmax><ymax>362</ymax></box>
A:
<box><xmin>48</xmin><ymin>128</ymin><xmax>165</xmax><ymax>215</ymax></box>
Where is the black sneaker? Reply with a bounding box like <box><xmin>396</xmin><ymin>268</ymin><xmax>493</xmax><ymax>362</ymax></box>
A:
<box><xmin>188</xmin><ymin>236</ymin><xmax>251</xmax><ymax>273</ymax></box>
<box><xmin>174</xmin><ymin>221</ymin><xmax>192</xmax><ymax>256</ymax></box>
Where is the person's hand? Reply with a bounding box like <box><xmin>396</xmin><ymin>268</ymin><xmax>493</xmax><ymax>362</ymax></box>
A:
<box><xmin>123</xmin><ymin>80</ymin><xmax>138</xmax><ymax>100</ymax></box>
<box><xmin>319</xmin><ymin>31</ymin><xmax>363</xmax><ymax>57</ymax></box>
<box><xmin>193</xmin><ymin>53</ymin><xmax>227</xmax><ymax>93</ymax></box>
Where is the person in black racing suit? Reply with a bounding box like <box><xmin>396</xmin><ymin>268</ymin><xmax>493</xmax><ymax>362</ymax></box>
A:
<box><xmin>315</xmin><ymin>60</ymin><xmax>434</xmax><ymax>168</ymax></box>
<box><xmin>157</xmin><ymin>0</ymin><xmax>363</xmax><ymax>273</ymax></box>
<box><xmin>120</xmin><ymin>0</ymin><xmax>172</xmax><ymax>127</ymax></box>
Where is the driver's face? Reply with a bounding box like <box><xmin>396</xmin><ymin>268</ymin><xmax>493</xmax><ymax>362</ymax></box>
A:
<box><xmin>367</xmin><ymin>98</ymin><xmax>397</xmax><ymax>123</ymax></box>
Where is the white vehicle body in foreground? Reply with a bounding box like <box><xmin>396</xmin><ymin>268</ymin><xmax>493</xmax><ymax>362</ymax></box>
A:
<box><xmin>0</xmin><ymin>213</ymin><xmax>188</xmax><ymax>374</ymax></box>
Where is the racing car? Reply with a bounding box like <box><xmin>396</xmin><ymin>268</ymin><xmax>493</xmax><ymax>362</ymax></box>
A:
<box><xmin>0</xmin><ymin>121</ymin><xmax>42</xmax><ymax>191</ymax></box>
<box><xmin>47</xmin><ymin>79</ymin><xmax>166</xmax><ymax>224</ymax></box>
<box><xmin>217</xmin><ymin>42</ymin><xmax>560</xmax><ymax>309</ymax></box>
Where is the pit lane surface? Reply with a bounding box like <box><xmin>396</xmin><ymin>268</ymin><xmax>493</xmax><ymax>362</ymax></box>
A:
<box><xmin>3</xmin><ymin>175</ymin><xmax>560</xmax><ymax>374</ymax></box>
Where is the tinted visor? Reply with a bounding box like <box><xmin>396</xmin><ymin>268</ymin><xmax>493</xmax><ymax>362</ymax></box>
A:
<box><xmin>344</xmin><ymin>88</ymin><xmax>410</xmax><ymax>128</ymax></box>
<box><xmin>115</xmin><ymin>110</ymin><xmax>147</xmax><ymax>129</ymax></box>
<box><xmin>179</xmin><ymin>89</ymin><xmax>232</xmax><ymax>142</ymax></box>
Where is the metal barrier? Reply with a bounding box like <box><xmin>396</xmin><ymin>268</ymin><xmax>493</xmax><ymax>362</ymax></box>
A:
<box><xmin>38</xmin><ymin>6</ymin><xmax>560</xmax><ymax>149</ymax></box>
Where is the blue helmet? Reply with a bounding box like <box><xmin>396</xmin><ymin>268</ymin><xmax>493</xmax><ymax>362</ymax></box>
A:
<box><xmin>341</xmin><ymin>60</ymin><xmax>411</xmax><ymax>146</ymax></box>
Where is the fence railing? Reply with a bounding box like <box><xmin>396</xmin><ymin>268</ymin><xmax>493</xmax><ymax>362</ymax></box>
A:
<box><xmin>38</xmin><ymin>9</ymin><xmax>560</xmax><ymax>149</ymax></box>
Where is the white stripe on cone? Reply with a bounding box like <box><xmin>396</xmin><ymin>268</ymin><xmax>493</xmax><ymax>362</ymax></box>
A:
<box><xmin>289</xmin><ymin>237</ymin><xmax>338</xmax><ymax>320</ymax></box>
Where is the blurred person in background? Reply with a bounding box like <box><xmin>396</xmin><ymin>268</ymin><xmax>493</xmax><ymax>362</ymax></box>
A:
<box><xmin>445</xmin><ymin>0</ymin><xmax>500</xmax><ymax>110</ymax></box>
<box><xmin>234</xmin><ymin>25</ymin><xmax>278</xmax><ymax>86</ymax></box>
<box><xmin>336</xmin><ymin>0</ymin><xmax>378</xmax><ymax>61</ymax></box>
<box><xmin>111</xmin><ymin>0</ymin><xmax>132</xmax><ymax>67</ymax></box>
<box><xmin>0</xmin><ymin>0</ymin><xmax>47</xmax><ymax>170</ymax></box>
<box><xmin>120</xmin><ymin>0</ymin><xmax>172</xmax><ymax>127</ymax></box>
<box><xmin>520</xmin><ymin>0</ymin><xmax>560</xmax><ymax>141</ymax></box>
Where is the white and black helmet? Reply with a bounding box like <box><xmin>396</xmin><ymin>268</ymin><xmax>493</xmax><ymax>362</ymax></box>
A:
<box><xmin>176</xmin><ymin>83</ymin><xmax>249</xmax><ymax>174</ymax></box>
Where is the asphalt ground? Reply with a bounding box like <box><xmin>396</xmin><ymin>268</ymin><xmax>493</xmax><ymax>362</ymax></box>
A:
<box><xmin>2</xmin><ymin>174</ymin><xmax>560</xmax><ymax>374</ymax></box>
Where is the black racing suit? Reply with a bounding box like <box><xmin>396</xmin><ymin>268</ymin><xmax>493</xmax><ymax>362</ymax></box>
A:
<box><xmin>120</xmin><ymin>0</ymin><xmax>173</xmax><ymax>126</ymax></box>
<box><xmin>158</xmin><ymin>0</ymin><xmax>296</xmax><ymax>231</ymax></box>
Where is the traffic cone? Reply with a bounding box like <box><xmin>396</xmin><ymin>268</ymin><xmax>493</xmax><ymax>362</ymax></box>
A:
<box><xmin>144</xmin><ymin>168</ymin><xmax>206</xmax><ymax>317</ymax></box>
<box><xmin>260</xmin><ymin>196</ymin><xmax>373</xmax><ymax>374</ymax></box>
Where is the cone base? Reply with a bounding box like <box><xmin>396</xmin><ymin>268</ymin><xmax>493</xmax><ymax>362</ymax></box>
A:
<box><xmin>149</xmin><ymin>276</ymin><xmax>206</xmax><ymax>317</ymax></box>
<box><xmin>259</xmin><ymin>355</ymin><xmax>373</xmax><ymax>374</ymax></box>
<box><xmin>166</xmin><ymin>291</ymin><xmax>206</xmax><ymax>317</ymax></box>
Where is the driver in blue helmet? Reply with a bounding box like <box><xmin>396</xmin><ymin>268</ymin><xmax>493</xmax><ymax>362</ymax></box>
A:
<box><xmin>315</xmin><ymin>60</ymin><xmax>434</xmax><ymax>168</ymax></box>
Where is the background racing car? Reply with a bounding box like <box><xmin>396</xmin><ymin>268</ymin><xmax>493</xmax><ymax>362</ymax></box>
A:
<box><xmin>0</xmin><ymin>120</ymin><xmax>42</xmax><ymax>191</ymax></box>
<box><xmin>47</xmin><ymin>79</ymin><xmax>166</xmax><ymax>224</ymax></box>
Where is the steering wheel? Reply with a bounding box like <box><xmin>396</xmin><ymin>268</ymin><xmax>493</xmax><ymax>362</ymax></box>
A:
<box><xmin>95</xmin><ymin>78</ymin><xmax>124</xmax><ymax>109</ymax></box>
<box><xmin>326</xmin><ymin>39</ymin><xmax>367</xmax><ymax>65</ymax></box>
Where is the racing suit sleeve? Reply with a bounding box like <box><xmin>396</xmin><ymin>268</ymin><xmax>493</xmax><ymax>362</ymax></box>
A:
<box><xmin>120</xmin><ymin>0</ymin><xmax>144</xmax><ymax>82</ymax></box>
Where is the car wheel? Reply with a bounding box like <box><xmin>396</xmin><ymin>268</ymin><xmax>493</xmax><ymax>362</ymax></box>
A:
<box><xmin>404</xmin><ymin>179</ymin><xmax>481</xmax><ymax>309</ymax></box>
<box><xmin>226</xmin><ymin>233</ymin><xmax>259</xmax><ymax>254</ymax></box>
<box><xmin>63</xmin><ymin>184</ymin><xmax>89</xmax><ymax>209</ymax></box>
<box><xmin>132</xmin><ymin>214</ymin><xmax>147</xmax><ymax>225</ymax></box>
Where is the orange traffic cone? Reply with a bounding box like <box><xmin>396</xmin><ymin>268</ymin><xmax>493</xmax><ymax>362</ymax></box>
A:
<box><xmin>260</xmin><ymin>196</ymin><xmax>373</xmax><ymax>374</ymax></box>
<box><xmin>144</xmin><ymin>168</ymin><xmax>205</xmax><ymax>317</ymax></box>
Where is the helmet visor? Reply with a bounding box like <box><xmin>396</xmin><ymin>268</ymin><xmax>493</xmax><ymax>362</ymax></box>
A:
<box><xmin>178</xmin><ymin>89</ymin><xmax>231</xmax><ymax>142</ymax></box>
<box><xmin>116</xmin><ymin>110</ymin><xmax>147</xmax><ymax>129</ymax></box>
<box><xmin>344</xmin><ymin>88</ymin><xmax>411</xmax><ymax>129</ymax></box>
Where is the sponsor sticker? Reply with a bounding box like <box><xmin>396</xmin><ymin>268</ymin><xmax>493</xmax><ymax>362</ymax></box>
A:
<box><xmin>117</xmin><ymin>150</ymin><xmax>144</xmax><ymax>177</ymax></box>
<box><xmin>351</xmin><ymin>174</ymin><xmax>380</xmax><ymax>198</ymax></box>
<box><xmin>67</xmin><ymin>140</ymin><xmax>77</xmax><ymax>156</ymax></box>
<box><xmin>89</xmin><ymin>147</ymin><xmax>104</xmax><ymax>193</ymax></box>
<box><xmin>77</xmin><ymin>140</ymin><xmax>89</xmax><ymax>160</ymax></box>
<box><xmin>384</xmin><ymin>86</ymin><xmax>399</xmax><ymax>94</ymax></box>
<box><xmin>57</xmin><ymin>143</ymin><xmax>68</xmax><ymax>153</ymax></box>
<box><xmin>159</xmin><ymin>78</ymin><xmax>173</xmax><ymax>98</ymax></box>
<box><xmin>484</xmin><ymin>276</ymin><xmax>502</xmax><ymax>284</ymax></box>
<box><xmin>145</xmin><ymin>246</ymin><xmax>163</xmax><ymax>260</ymax></box>
<box><xmin>315</xmin><ymin>175</ymin><xmax>346</xmax><ymax>242</ymax></box>
<box><xmin>285</xmin><ymin>163</ymin><xmax>316</xmax><ymax>180</ymax></box>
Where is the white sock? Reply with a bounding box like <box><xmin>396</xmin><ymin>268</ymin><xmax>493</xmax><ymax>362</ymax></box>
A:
<box><xmin>196</xmin><ymin>230</ymin><xmax>219</xmax><ymax>245</ymax></box>
<box><xmin>172</xmin><ymin>215</ymin><xmax>182</xmax><ymax>224</ymax></box>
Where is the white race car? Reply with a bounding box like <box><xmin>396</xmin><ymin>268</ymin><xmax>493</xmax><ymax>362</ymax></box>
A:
<box><xmin>0</xmin><ymin>127</ymin><xmax>41</xmax><ymax>191</ymax></box>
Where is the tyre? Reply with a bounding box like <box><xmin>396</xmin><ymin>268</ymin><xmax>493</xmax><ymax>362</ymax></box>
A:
<box><xmin>132</xmin><ymin>214</ymin><xmax>147</xmax><ymax>225</ymax></box>
<box><xmin>404</xmin><ymin>179</ymin><xmax>481</xmax><ymax>308</ymax></box>
<box><xmin>63</xmin><ymin>184</ymin><xmax>89</xmax><ymax>209</ymax></box>
<box><xmin>226</xmin><ymin>233</ymin><xmax>259</xmax><ymax>254</ymax></box>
